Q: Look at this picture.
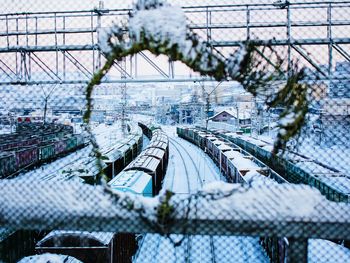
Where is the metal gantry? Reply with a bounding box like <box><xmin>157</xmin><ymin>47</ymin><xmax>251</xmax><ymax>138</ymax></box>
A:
<box><xmin>0</xmin><ymin>1</ymin><xmax>349</xmax><ymax>85</ymax></box>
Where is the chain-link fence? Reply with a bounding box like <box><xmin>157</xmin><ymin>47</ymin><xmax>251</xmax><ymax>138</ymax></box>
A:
<box><xmin>0</xmin><ymin>0</ymin><xmax>350</xmax><ymax>262</ymax></box>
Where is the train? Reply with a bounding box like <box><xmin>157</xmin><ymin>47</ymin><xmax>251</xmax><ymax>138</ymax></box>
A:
<box><xmin>35</xmin><ymin>231</ymin><xmax>118</xmax><ymax>263</ymax></box>
<box><xmin>0</xmin><ymin>124</ymin><xmax>86</xmax><ymax>178</ymax></box>
<box><xmin>0</xmin><ymin>122</ymin><xmax>144</xmax><ymax>262</ymax></box>
<box><xmin>29</xmin><ymin>122</ymin><xmax>169</xmax><ymax>263</ymax></box>
<box><xmin>208</xmin><ymin>128</ymin><xmax>350</xmax><ymax>203</ymax></box>
<box><xmin>110</xmin><ymin>123</ymin><xmax>169</xmax><ymax>196</ymax></box>
<box><xmin>107</xmin><ymin>123</ymin><xmax>169</xmax><ymax>262</ymax></box>
<box><xmin>24</xmin><ymin>122</ymin><xmax>145</xmax><ymax>183</ymax></box>
<box><xmin>177</xmin><ymin>126</ymin><xmax>350</xmax><ymax>262</ymax></box>
<box><xmin>101</xmin><ymin>125</ymin><xmax>144</xmax><ymax>180</ymax></box>
<box><xmin>177</xmin><ymin>126</ymin><xmax>293</xmax><ymax>263</ymax></box>
<box><xmin>177</xmin><ymin>127</ymin><xmax>287</xmax><ymax>185</ymax></box>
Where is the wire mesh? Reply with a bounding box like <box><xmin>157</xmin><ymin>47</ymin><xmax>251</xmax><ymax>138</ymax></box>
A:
<box><xmin>0</xmin><ymin>1</ymin><xmax>350</xmax><ymax>262</ymax></box>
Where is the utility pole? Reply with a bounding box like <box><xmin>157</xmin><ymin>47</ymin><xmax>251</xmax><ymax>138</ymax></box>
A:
<box><xmin>205</xmin><ymin>81</ymin><xmax>223</xmax><ymax>133</ymax></box>
<box><xmin>120</xmin><ymin>57</ymin><xmax>127</xmax><ymax>136</ymax></box>
<box><xmin>200</xmin><ymin>82</ymin><xmax>206</xmax><ymax>127</ymax></box>
<box><xmin>40</xmin><ymin>84</ymin><xmax>57</xmax><ymax>124</ymax></box>
<box><xmin>205</xmin><ymin>93</ymin><xmax>210</xmax><ymax>132</ymax></box>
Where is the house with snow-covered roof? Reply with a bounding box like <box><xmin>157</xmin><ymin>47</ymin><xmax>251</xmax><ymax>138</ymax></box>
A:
<box><xmin>209</xmin><ymin>109</ymin><xmax>251</xmax><ymax>126</ymax></box>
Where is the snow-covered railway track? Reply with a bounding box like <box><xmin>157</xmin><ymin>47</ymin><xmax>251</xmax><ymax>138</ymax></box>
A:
<box><xmin>169</xmin><ymin>137</ymin><xmax>203</xmax><ymax>190</ymax></box>
<box><xmin>169</xmin><ymin>137</ymin><xmax>217</xmax><ymax>263</ymax></box>
<box><xmin>169</xmin><ymin>139</ymin><xmax>191</xmax><ymax>193</ymax></box>
<box><xmin>136</xmin><ymin>130</ymin><xmax>259</xmax><ymax>263</ymax></box>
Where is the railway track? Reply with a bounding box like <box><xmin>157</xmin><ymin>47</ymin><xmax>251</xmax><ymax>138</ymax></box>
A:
<box><xmin>170</xmin><ymin>137</ymin><xmax>216</xmax><ymax>263</ymax></box>
<box><xmin>169</xmin><ymin>139</ymin><xmax>192</xmax><ymax>193</ymax></box>
<box><xmin>169</xmin><ymin>137</ymin><xmax>203</xmax><ymax>191</ymax></box>
<box><xmin>135</xmin><ymin>133</ymin><xmax>220</xmax><ymax>263</ymax></box>
<box><xmin>175</xmin><ymin>136</ymin><xmax>221</xmax><ymax>181</ymax></box>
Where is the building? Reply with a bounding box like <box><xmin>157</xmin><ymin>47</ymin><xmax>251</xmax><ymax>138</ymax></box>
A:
<box><xmin>319</xmin><ymin>98</ymin><xmax>350</xmax><ymax>145</ymax></box>
<box><xmin>329</xmin><ymin>61</ymin><xmax>350</xmax><ymax>98</ymax></box>
<box><xmin>210</xmin><ymin>109</ymin><xmax>251</xmax><ymax>126</ymax></box>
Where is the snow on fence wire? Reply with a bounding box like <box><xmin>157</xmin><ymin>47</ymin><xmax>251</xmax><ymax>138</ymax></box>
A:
<box><xmin>1</xmin><ymin>179</ymin><xmax>350</xmax><ymax>263</ymax></box>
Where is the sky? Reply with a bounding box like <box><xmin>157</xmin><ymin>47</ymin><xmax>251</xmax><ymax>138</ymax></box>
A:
<box><xmin>0</xmin><ymin>0</ymin><xmax>349</xmax><ymax>80</ymax></box>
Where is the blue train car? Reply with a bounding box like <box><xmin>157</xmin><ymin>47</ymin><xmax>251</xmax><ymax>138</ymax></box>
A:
<box><xmin>108</xmin><ymin>170</ymin><xmax>153</xmax><ymax>197</ymax></box>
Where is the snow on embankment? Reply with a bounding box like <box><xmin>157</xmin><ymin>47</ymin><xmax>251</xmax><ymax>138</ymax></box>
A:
<box><xmin>1</xmin><ymin>179</ymin><xmax>348</xmax><ymax>236</ymax></box>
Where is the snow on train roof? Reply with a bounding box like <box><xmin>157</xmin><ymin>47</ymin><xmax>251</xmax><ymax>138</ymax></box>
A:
<box><xmin>102</xmin><ymin>146</ymin><xmax>123</xmax><ymax>162</ymax></box>
<box><xmin>225</xmin><ymin>150</ymin><xmax>260</xmax><ymax>171</ymax></box>
<box><xmin>121</xmin><ymin>137</ymin><xmax>137</xmax><ymax>146</ymax></box>
<box><xmin>244</xmin><ymin>137</ymin><xmax>269</xmax><ymax>147</ymax></box>
<box><xmin>150</xmin><ymin>134</ymin><xmax>168</xmax><ymax>144</ymax></box>
<box><xmin>318</xmin><ymin>176</ymin><xmax>350</xmax><ymax>194</ymax></box>
<box><xmin>223</xmin><ymin>149</ymin><xmax>241</xmax><ymax>159</ymax></box>
<box><xmin>126</xmin><ymin>155</ymin><xmax>160</xmax><ymax>172</ymax></box>
<box><xmin>60</xmin><ymin>156</ymin><xmax>106</xmax><ymax>180</ymax></box>
<box><xmin>19</xmin><ymin>253</ymin><xmax>82</xmax><ymax>263</ymax></box>
<box><xmin>37</xmin><ymin>230</ymin><xmax>114</xmax><ymax>246</ymax></box>
<box><xmin>147</xmin><ymin>140</ymin><xmax>168</xmax><ymax>150</ymax></box>
<box><xmin>224</xmin><ymin>132</ymin><xmax>239</xmax><ymax>138</ymax></box>
<box><xmin>217</xmin><ymin>143</ymin><xmax>232</xmax><ymax>151</ymax></box>
<box><xmin>244</xmin><ymin>170</ymin><xmax>278</xmax><ymax>186</ymax></box>
<box><xmin>109</xmin><ymin>170</ymin><xmax>152</xmax><ymax>195</ymax></box>
<box><xmin>142</xmin><ymin>147</ymin><xmax>165</xmax><ymax>159</ymax></box>
<box><xmin>211</xmin><ymin>139</ymin><xmax>224</xmax><ymax>145</ymax></box>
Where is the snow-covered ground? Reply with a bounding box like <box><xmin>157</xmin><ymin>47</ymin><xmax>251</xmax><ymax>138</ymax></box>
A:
<box><xmin>135</xmin><ymin>125</ymin><xmax>269</xmax><ymax>263</ymax></box>
<box><xmin>162</xmin><ymin>126</ymin><xmax>222</xmax><ymax>194</ymax></box>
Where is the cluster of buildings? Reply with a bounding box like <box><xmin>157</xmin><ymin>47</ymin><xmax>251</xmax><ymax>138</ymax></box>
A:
<box><xmin>0</xmin><ymin>61</ymin><xmax>348</xmax><ymax>141</ymax></box>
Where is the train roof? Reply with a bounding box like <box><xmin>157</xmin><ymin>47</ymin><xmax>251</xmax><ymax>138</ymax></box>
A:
<box><xmin>152</xmin><ymin>129</ymin><xmax>164</xmax><ymax>135</ymax></box>
<box><xmin>102</xmin><ymin>147</ymin><xmax>122</xmax><ymax>163</ymax></box>
<box><xmin>65</xmin><ymin>156</ymin><xmax>106</xmax><ymax>179</ymax></box>
<box><xmin>206</xmin><ymin>136</ymin><xmax>218</xmax><ymax>141</ymax></box>
<box><xmin>125</xmin><ymin>155</ymin><xmax>160</xmax><ymax>173</ymax></box>
<box><xmin>222</xmin><ymin>149</ymin><xmax>241</xmax><ymax>159</ymax></box>
<box><xmin>147</xmin><ymin>141</ymin><xmax>168</xmax><ymax>151</ymax></box>
<box><xmin>217</xmin><ymin>143</ymin><xmax>232</xmax><ymax>151</ymax></box>
<box><xmin>211</xmin><ymin>139</ymin><xmax>225</xmax><ymax>145</ymax></box>
<box><xmin>224</xmin><ymin>132</ymin><xmax>239</xmax><ymax>137</ymax></box>
<box><xmin>150</xmin><ymin>134</ymin><xmax>168</xmax><ymax>144</ymax></box>
<box><xmin>317</xmin><ymin>176</ymin><xmax>350</xmax><ymax>194</ymax></box>
<box><xmin>37</xmin><ymin>230</ymin><xmax>114</xmax><ymax>247</ymax></box>
<box><xmin>142</xmin><ymin>147</ymin><xmax>165</xmax><ymax>160</ymax></box>
<box><xmin>109</xmin><ymin>170</ymin><xmax>152</xmax><ymax>195</ymax></box>
<box><xmin>116</xmin><ymin>144</ymin><xmax>131</xmax><ymax>154</ymax></box>
<box><xmin>244</xmin><ymin>137</ymin><xmax>269</xmax><ymax>147</ymax></box>
<box><xmin>261</xmin><ymin>144</ymin><xmax>274</xmax><ymax>152</ymax></box>
<box><xmin>243</xmin><ymin>169</ymin><xmax>278</xmax><ymax>186</ymax></box>
<box><xmin>121</xmin><ymin>137</ymin><xmax>137</xmax><ymax>146</ymax></box>
<box><xmin>225</xmin><ymin>151</ymin><xmax>260</xmax><ymax>171</ymax></box>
